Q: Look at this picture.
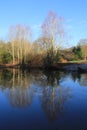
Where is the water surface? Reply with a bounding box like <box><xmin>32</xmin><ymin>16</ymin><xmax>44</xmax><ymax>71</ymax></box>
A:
<box><xmin>0</xmin><ymin>69</ymin><xmax>87</xmax><ymax>130</ymax></box>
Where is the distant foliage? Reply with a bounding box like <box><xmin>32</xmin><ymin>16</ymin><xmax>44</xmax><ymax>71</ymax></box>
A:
<box><xmin>72</xmin><ymin>46</ymin><xmax>83</xmax><ymax>60</ymax></box>
<box><xmin>78</xmin><ymin>39</ymin><xmax>87</xmax><ymax>60</ymax></box>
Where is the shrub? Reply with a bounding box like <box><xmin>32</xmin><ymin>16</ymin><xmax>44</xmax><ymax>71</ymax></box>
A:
<box><xmin>1</xmin><ymin>52</ymin><xmax>12</xmax><ymax>64</ymax></box>
<box><xmin>43</xmin><ymin>48</ymin><xmax>61</xmax><ymax>66</ymax></box>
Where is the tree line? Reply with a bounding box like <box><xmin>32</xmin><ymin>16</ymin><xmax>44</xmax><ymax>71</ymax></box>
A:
<box><xmin>0</xmin><ymin>11</ymin><xmax>86</xmax><ymax>67</ymax></box>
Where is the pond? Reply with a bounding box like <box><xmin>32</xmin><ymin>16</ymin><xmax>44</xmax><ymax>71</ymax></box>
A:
<box><xmin>0</xmin><ymin>69</ymin><xmax>87</xmax><ymax>130</ymax></box>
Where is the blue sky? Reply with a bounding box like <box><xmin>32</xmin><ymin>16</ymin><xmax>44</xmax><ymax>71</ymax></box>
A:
<box><xmin>0</xmin><ymin>0</ymin><xmax>87</xmax><ymax>46</ymax></box>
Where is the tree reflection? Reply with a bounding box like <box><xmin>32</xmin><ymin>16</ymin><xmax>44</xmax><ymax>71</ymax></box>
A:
<box><xmin>41</xmin><ymin>87</ymin><xmax>71</xmax><ymax>121</ymax></box>
<box><xmin>43</xmin><ymin>71</ymin><xmax>61</xmax><ymax>87</ymax></box>
<box><xmin>40</xmin><ymin>71</ymin><xmax>72</xmax><ymax>121</ymax></box>
<box><xmin>30</xmin><ymin>70</ymin><xmax>64</xmax><ymax>88</ymax></box>
<box><xmin>70</xmin><ymin>72</ymin><xmax>81</xmax><ymax>82</ymax></box>
<box><xmin>70</xmin><ymin>71</ymin><xmax>87</xmax><ymax>87</ymax></box>
<box><xmin>79</xmin><ymin>73</ymin><xmax>87</xmax><ymax>86</ymax></box>
<box><xmin>1</xmin><ymin>68</ymin><xmax>85</xmax><ymax>119</ymax></box>
<box><xmin>7</xmin><ymin>86</ymin><xmax>34</xmax><ymax>108</ymax></box>
<box><xmin>0</xmin><ymin>69</ymin><xmax>34</xmax><ymax>108</ymax></box>
<box><xmin>0</xmin><ymin>69</ymin><xmax>13</xmax><ymax>88</ymax></box>
<box><xmin>0</xmin><ymin>69</ymin><xmax>87</xmax><ymax>121</ymax></box>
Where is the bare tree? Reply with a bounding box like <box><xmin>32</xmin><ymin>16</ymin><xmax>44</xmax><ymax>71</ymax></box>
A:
<box><xmin>9</xmin><ymin>26</ymin><xmax>15</xmax><ymax>64</ymax></box>
<box><xmin>41</xmin><ymin>11</ymin><xmax>65</xmax><ymax>51</ymax></box>
<box><xmin>9</xmin><ymin>24</ymin><xmax>32</xmax><ymax>64</ymax></box>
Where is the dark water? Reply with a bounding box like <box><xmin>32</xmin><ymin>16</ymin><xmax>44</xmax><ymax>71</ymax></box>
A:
<box><xmin>0</xmin><ymin>69</ymin><xmax>87</xmax><ymax>130</ymax></box>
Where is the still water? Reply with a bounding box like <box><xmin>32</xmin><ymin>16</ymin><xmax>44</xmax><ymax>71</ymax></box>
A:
<box><xmin>0</xmin><ymin>69</ymin><xmax>87</xmax><ymax>130</ymax></box>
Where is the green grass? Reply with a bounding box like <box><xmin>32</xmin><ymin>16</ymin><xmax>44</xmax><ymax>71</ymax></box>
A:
<box><xmin>68</xmin><ymin>60</ymin><xmax>87</xmax><ymax>63</ymax></box>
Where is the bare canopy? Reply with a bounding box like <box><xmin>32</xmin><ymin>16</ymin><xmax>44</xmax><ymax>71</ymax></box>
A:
<box><xmin>41</xmin><ymin>11</ymin><xmax>65</xmax><ymax>50</ymax></box>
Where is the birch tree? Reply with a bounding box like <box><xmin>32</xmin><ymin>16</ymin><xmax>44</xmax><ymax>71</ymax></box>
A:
<box><xmin>41</xmin><ymin>11</ymin><xmax>65</xmax><ymax>51</ymax></box>
<box><xmin>9</xmin><ymin>26</ymin><xmax>15</xmax><ymax>64</ymax></box>
<box><xmin>41</xmin><ymin>11</ymin><xmax>65</xmax><ymax>65</ymax></box>
<box><xmin>9</xmin><ymin>24</ymin><xmax>32</xmax><ymax>64</ymax></box>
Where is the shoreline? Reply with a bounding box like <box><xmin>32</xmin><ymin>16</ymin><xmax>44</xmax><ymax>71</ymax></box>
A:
<box><xmin>0</xmin><ymin>63</ymin><xmax>87</xmax><ymax>72</ymax></box>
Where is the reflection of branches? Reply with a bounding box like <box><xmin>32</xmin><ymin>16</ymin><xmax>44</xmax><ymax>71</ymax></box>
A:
<box><xmin>0</xmin><ymin>69</ymin><xmax>73</xmax><ymax>112</ymax></box>
<box><xmin>0</xmin><ymin>69</ymin><xmax>34</xmax><ymax>108</ymax></box>
<box><xmin>0</xmin><ymin>69</ymin><xmax>32</xmax><ymax>89</ymax></box>
<box><xmin>70</xmin><ymin>72</ymin><xmax>81</xmax><ymax>82</ymax></box>
<box><xmin>43</xmin><ymin>71</ymin><xmax>61</xmax><ymax>87</ymax></box>
<box><xmin>66</xmin><ymin>71</ymin><xmax>87</xmax><ymax>86</ymax></box>
<box><xmin>31</xmin><ymin>71</ymin><xmax>64</xmax><ymax>88</ymax></box>
<box><xmin>0</xmin><ymin>69</ymin><xmax>13</xmax><ymax>88</ymax></box>
<box><xmin>41</xmin><ymin>86</ymin><xmax>71</xmax><ymax>121</ymax></box>
<box><xmin>7</xmin><ymin>86</ymin><xmax>34</xmax><ymax>108</ymax></box>
<box><xmin>79</xmin><ymin>74</ymin><xmax>87</xmax><ymax>86</ymax></box>
<box><xmin>7</xmin><ymin>70</ymin><xmax>34</xmax><ymax>108</ymax></box>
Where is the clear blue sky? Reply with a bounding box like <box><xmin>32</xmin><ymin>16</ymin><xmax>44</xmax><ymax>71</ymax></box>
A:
<box><xmin>0</xmin><ymin>0</ymin><xmax>87</xmax><ymax>46</ymax></box>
